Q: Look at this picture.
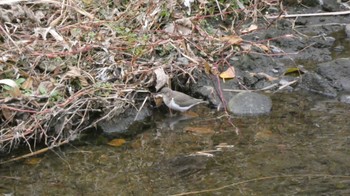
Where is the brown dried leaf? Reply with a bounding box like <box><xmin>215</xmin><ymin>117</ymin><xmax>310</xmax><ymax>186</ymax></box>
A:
<box><xmin>254</xmin><ymin>130</ymin><xmax>274</xmax><ymax>142</ymax></box>
<box><xmin>37</xmin><ymin>81</ymin><xmax>55</xmax><ymax>95</ymax></box>
<box><xmin>154</xmin><ymin>96</ymin><xmax>163</xmax><ymax>107</ymax></box>
<box><xmin>240</xmin><ymin>43</ymin><xmax>252</xmax><ymax>51</ymax></box>
<box><xmin>83</xmin><ymin>0</ymin><xmax>93</xmax><ymax>5</ymax></box>
<box><xmin>240</xmin><ymin>24</ymin><xmax>258</xmax><ymax>34</ymax></box>
<box><xmin>164</xmin><ymin>23</ymin><xmax>175</xmax><ymax>34</ymax></box>
<box><xmin>2</xmin><ymin>108</ymin><xmax>15</xmax><ymax>121</ymax></box>
<box><xmin>250</xmin><ymin>72</ymin><xmax>278</xmax><ymax>81</ymax></box>
<box><xmin>204</xmin><ymin>62</ymin><xmax>211</xmax><ymax>75</ymax></box>
<box><xmin>22</xmin><ymin>77</ymin><xmax>33</xmax><ymax>90</ymax></box>
<box><xmin>183</xmin><ymin>111</ymin><xmax>199</xmax><ymax>117</ymax></box>
<box><xmin>204</xmin><ymin>62</ymin><xmax>220</xmax><ymax>76</ymax></box>
<box><xmin>107</xmin><ymin>139</ymin><xmax>126</xmax><ymax>147</ymax></box>
<box><xmin>154</xmin><ymin>67</ymin><xmax>169</xmax><ymax>91</ymax></box>
<box><xmin>164</xmin><ymin>18</ymin><xmax>193</xmax><ymax>36</ymax></box>
<box><xmin>219</xmin><ymin>66</ymin><xmax>236</xmax><ymax>80</ymax></box>
<box><xmin>184</xmin><ymin>126</ymin><xmax>214</xmax><ymax>134</ymax></box>
<box><xmin>0</xmin><ymin>79</ymin><xmax>22</xmax><ymax>97</ymax></box>
<box><xmin>220</xmin><ymin>35</ymin><xmax>243</xmax><ymax>45</ymax></box>
<box><xmin>177</xmin><ymin>24</ymin><xmax>192</xmax><ymax>35</ymax></box>
<box><xmin>65</xmin><ymin>67</ymin><xmax>89</xmax><ymax>87</ymax></box>
<box><xmin>254</xmin><ymin>43</ymin><xmax>269</xmax><ymax>52</ymax></box>
<box><xmin>24</xmin><ymin>157</ymin><xmax>42</xmax><ymax>165</ymax></box>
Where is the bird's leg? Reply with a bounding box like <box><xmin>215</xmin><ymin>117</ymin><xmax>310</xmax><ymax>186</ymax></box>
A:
<box><xmin>169</xmin><ymin>108</ymin><xmax>174</xmax><ymax>116</ymax></box>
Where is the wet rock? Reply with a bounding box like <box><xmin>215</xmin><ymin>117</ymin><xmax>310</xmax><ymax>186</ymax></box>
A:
<box><xmin>228</xmin><ymin>92</ymin><xmax>272</xmax><ymax>115</ymax></box>
<box><xmin>322</xmin><ymin>0</ymin><xmax>342</xmax><ymax>12</ymax></box>
<box><xmin>296</xmin><ymin>47</ymin><xmax>332</xmax><ymax>63</ymax></box>
<box><xmin>268</xmin><ymin>30</ymin><xmax>305</xmax><ymax>50</ymax></box>
<box><xmin>345</xmin><ymin>24</ymin><xmax>350</xmax><ymax>38</ymax></box>
<box><xmin>98</xmin><ymin>106</ymin><xmax>152</xmax><ymax>137</ymax></box>
<box><xmin>317</xmin><ymin>58</ymin><xmax>350</xmax><ymax>92</ymax></box>
<box><xmin>236</xmin><ymin>53</ymin><xmax>277</xmax><ymax>71</ymax></box>
<box><xmin>313</xmin><ymin>36</ymin><xmax>335</xmax><ymax>48</ymax></box>
<box><xmin>233</xmin><ymin>55</ymin><xmax>280</xmax><ymax>89</ymax></box>
<box><xmin>267</xmin><ymin>6</ymin><xmax>279</xmax><ymax>14</ymax></box>
<box><xmin>196</xmin><ymin>85</ymin><xmax>221</xmax><ymax>107</ymax></box>
<box><xmin>298</xmin><ymin>71</ymin><xmax>337</xmax><ymax>97</ymax></box>
<box><xmin>192</xmin><ymin>69</ymin><xmax>237</xmax><ymax>109</ymax></box>
<box><xmin>339</xmin><ymin>95</ymin><xmax>350</xmax><ymax>104</ymax></box>
<box><xmin>295</xmin><ymin>18</ymin><xmax>308</xmax><ymax>26</ymax></box>
<box><xmin>301</xmin><ymin>0</ymin><xmax>320</xmax><ymax>6</ymax></box>
<box><xmin>276</xmin><ymin>19</ymin><xmax>293</xmax><ymax>30</ymax></box>
<box><xmin>268</xmin><ymin>31</ymin><xmax>334</xmax><ymax>63</ymax></box>
<box><xmin>267</xmin><ymin>16</ymin><xmax>343</xmax><ymax>63</ymax></box>
<box><xmin>283</xmin><ymin>0</ymin><xmax>319</xmax><ymax>6</ymax></box>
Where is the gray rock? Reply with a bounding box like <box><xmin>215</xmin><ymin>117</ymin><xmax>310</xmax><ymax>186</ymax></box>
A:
<box><xmin>317</xmin><ymin>58</ymin><xmax>350</xmax><ymax>92</ymax></box>
<box><xmin>322</xmin><ymin>0</ymin><xmax>342</xmax><ymax>11</ymax></box>
<box><xmin>345</xmin><ymin>24</ymin><xmax>350</xmax><ymax>38</ymax></box>
<box><xmin>267</xmin><ymin>6</ymin><xmax>279</xmax><ymax>14</ymax></box>
<box><xmin>313</xmin><ymin>36</ymin><xmax>335</xmax><ymax>48</ymax></box>
<box><xmin>228</xmin><ymin>92</ymin><xmax>272</xmax><ymax>115</ymax></box>
<box><xmin>284</xmin><ymin>0</ymin><xmax>319</xmax><ymax>6</ymax></box>
<box><xmin>98</xmin><ymin>106</ymin><xmax>152</xmax><ymax>136</ymax></box>
<box><xmin>299</xmin><ymin>71</ymin><xmax>337</xmax><ymax>97</ymax></box>
<box><xmin>196</xmin><ymin>85</ymin><xmax>221</xmax><ymax>107</ymax></box>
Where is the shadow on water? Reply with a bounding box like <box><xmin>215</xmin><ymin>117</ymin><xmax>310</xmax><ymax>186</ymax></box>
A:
<box><xmin>1</xmin><ymin>91</ymin><xmax>350</xmax><ymax>195</ymax></box>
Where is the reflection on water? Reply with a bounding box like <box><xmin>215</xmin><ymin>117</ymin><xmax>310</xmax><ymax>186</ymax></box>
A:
<box><xmin>1</xmin><ymin>92</ymin><xmax>350</xmax><ymax>195</ymax></box>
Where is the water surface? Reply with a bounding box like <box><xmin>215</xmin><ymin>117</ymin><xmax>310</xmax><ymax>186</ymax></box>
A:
<box><xmin>1</xmin><ymin>92</ymin><xmax>350</xmax><ymax>195</ymax></box>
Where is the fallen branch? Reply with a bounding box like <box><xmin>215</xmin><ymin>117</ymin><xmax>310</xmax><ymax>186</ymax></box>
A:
<box><xmin>0</xmin><ymin>139</ymin><xmax>69</xmax><ymax>164</ymax></box>
<box><xmin>266</xmin><ymin>10</ymin><xmax>350</xmax><ymax>19</ymax></box>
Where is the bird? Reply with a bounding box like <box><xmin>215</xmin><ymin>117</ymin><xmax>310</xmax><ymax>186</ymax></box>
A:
<box><xmin>157</xmin><ymin>87</ymin><xmax>208</xmax><ymax>112</ymax></box>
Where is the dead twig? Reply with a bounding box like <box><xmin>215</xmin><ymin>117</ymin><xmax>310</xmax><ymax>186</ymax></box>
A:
<box><xmin>0</xmin><ymin>139</ymin><xmax>69</xmax><ymax>165</ymax></box>
<box><xmin>266</xmin><ymin>10</ymin><xmax>350</xmax><ymax>19</ymax></box>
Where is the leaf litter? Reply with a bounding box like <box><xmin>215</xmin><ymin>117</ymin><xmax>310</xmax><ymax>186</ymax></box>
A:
<box><xmin>0</xmin><ymin>0</ymin><xmax>282</xmax><ymax>159</ymax></box>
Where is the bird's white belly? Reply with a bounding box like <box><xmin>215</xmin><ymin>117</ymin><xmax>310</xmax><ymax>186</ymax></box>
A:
<box><xmin>167</xmin><ymin>98</ymin><xmax>193</xmax><ymax>112</ymax></box>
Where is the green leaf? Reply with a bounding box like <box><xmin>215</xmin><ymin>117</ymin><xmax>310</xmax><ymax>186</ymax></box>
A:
<box><xmin>16</xmin><ymin>78</ymin><xmax>26</xmax><ymax>85</ymax></box>
<box><xmin>39</xmin><ymin>85</ymin><xmax>47</xmax><ymax>95</ymax></box>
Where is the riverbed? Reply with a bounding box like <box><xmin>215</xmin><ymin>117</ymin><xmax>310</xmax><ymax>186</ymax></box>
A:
<box><xmin>1</xmin><ymin>91</ymin><xmax>350</xmax><ymax>195</ymax></box>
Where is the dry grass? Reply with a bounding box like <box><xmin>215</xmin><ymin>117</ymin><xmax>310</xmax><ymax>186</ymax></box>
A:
<box><xmin>0</xmin><ymin>0</ymin><xmax>271</xmax><ymax>156</ymax></box>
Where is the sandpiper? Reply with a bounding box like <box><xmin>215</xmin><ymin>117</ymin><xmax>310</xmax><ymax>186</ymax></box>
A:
<box><xmin>158</xmin><ymin>87</ymin><xmax>208</xmax><ymax>112</ymax></box>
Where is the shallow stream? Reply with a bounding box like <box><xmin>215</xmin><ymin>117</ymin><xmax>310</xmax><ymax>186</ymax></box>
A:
<box><xmin>1</xmin><ymin>91</ymin><xmax>350</xmax><ymax>195</ymax></box>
